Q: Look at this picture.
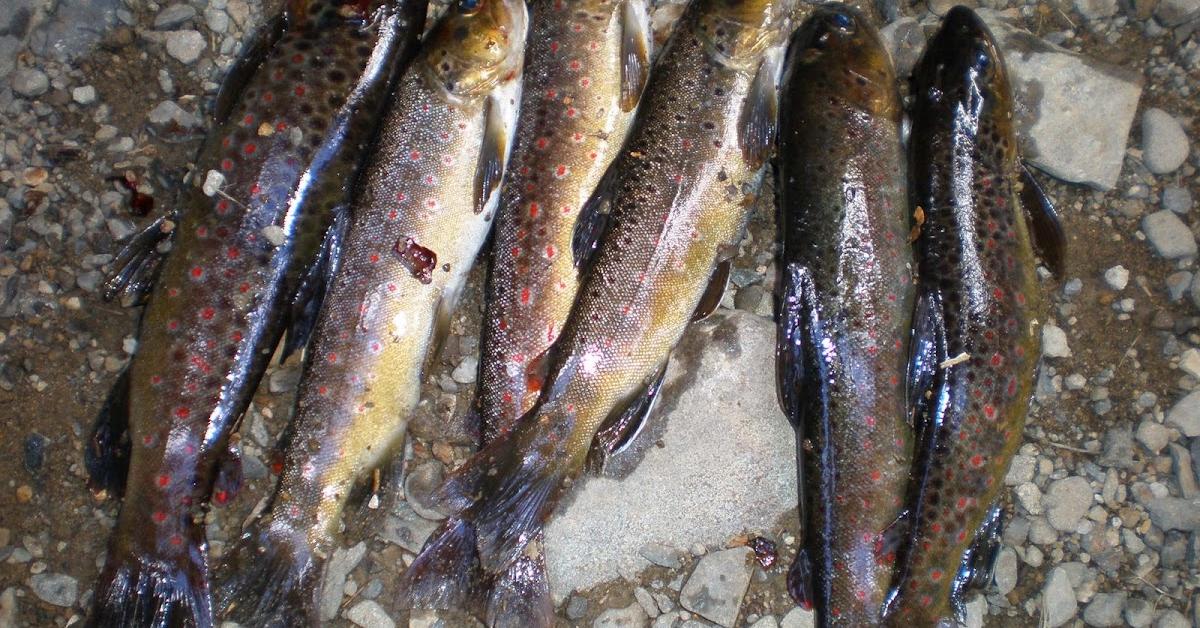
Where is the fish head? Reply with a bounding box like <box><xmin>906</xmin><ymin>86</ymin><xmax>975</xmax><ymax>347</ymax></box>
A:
<box><xmin>698</xmin><ymin>0</ymin><xmax>795</xmax><ymax>68</ymax></box>
<box><xmin>786</xmin><ymin>4</ymin><xmax>897</xmax><ymax>118</ymax></box>
<box><xmin>424</xmin><ymin>0</ymin><xmax>528</xmax><ymax>97</ymax></box>
<box><xmin>913</xmin><ymin>6</ymin><xmax>1013</xmax><ymax>144</ymax></box>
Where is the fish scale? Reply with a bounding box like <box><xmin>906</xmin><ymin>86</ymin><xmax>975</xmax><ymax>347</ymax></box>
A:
<box><xmin>775</xmin><ymin>5</ymin><xmax>912</xmax><ymax>626</ymax></box>
<box><xmin>884</xmin><ymin>7</ymin><xmax>1051</xmax><ymax>626</ymax></box>
<box><xmin>87</xmin><ymin>3</ymin><xmax>424</xmax><ymax>627</ymax></box>
<box><xmin>214</xmin><ymin>1</ymin><xmax>526</xmax><ymax>624</ymax></box>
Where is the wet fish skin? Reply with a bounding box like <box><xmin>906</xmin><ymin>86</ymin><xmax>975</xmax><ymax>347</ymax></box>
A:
<box><xmin>87</xmin><ymin>3</ymin><xmax>424</xmax><ymax>627</ymax></box>
<box><xmin>400</xmin><ymin>1</ymin><xmax>650</xmax><ymax>624</ymax></box>
<box><xmin>884</xmin><ymin>7</ymin><xmax>1045</xmax><ymax>625</ymax></box>
<box><xmin>428</xmin><ymin>0</ymin><xmax>793</xmax><ymax>584</ymax></box>
<box><xmin>775</xmin><ymin>5</ymin><xmax>912</xmax><ymax>626</ymax></box>
<box><xmin>214</xmin><ymin>1</ymin><xmax>526</xmax><ymax>624</ymax></box>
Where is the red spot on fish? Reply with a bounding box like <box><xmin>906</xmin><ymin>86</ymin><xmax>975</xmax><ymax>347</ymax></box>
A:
<box><xmin>971</xmin><ymin>454</ymin><xmax>984</xmax><ymax>467</ymax></box>
<box><xmin>566</xmin><ymin>107</ymin><xmax>578</xmax><ymax>118</ymax></box>
<box><xmin>369</xmin><ymin>253</ymin><xmax>381</xmax><ymax>264</ymax></box>
<box><xmin>243</xmin><ymin>143</ymin><xmax>256</xmax><ymax>156</ymax></box>
<box><xmin>216</xmin><ymin>199</ymin><xmax>230</xmax><ymax>214</ymax></box>
<box><xmin>226</xmin><ymin>246</ymin><xmax>241</xmax><ymax>260</ymax></box>
<box><xmin>511</xmin><ymin>246</ymin><xmax>521</xmax><ymax>257</ymax></box>
<box><xmin>958</xmin><ymin>530</ymin><xmax>969</xmax><ymax>542</ymax></box>
<box><xmin>555</xmin><ymin>165</ymin><xmax>568</xmax><ymax>178</ymax></box>
<box><xmin>930</xmin><ymin>569</ymin><xmax>943</xmax><ymax>582</ymax></box>
<box><xmin>1016</xmin><ymin>292</ymin><xmax>1026</xmax><ymax>305</ymax></box>
<box><xmin>276</xmin><ymin>121</ymin><xmax>287</xmax><ymax>132</ymax></box>
<box><xmin>317</xmin><ymin>385</ymin><xmax>328</xmax><ymax>396</ymax></box>
<box><xmin>550</xmin><ymin>41</ymin><xmax>560</xmax><ymax>54</ymax></box>
<box><xmin>386</xmin><ymin>282</ymin><xmax>397</xmax><ymax>292</ymax></box>
<box><xmin>1007</xmin><ymin>378</ymin><xmax>1017</xmax><ymax>396</ymax></box>
<box><xmin>870</xmin><ymin>470</ymin><xmax>882</xmax><ymax>482</ymax></box>
<box><xmin>169</xmin><ymin>534</ymin><xmax>184</xmax><ymax>547</ymax></box>
<box><xmin>142</xmin><ymin>434</ymin><xmax>156</xmax><ymax>447</ymax></box>
<box><xmin>569</xmin><ymin>60</ymin><xmax>581</xmax><ymax>71</ymax></box>
<box><xmin>238</xmin><ymin>282</ymin><xmax>251</xmax><ymax>293</ymax></box>
<box><xmin>328</xmin><ymin>352</ymin><xmax>338</xmax><ymax>364</ymax></box>
<box><xmin>214</xmin><ymin>489</ymin><xmax>229</xmax><ymax>505</ymax></box>
<box><xmin>498</xmin><ymin>319</ymin><xmax>508</xmax><ymax>331</ymax></box>
<box><xmin>167</xmin><ymin>320</ymin><xmax>180</xmax><ymax>331</ymax></box>
<box><xmin>502</xmin><ymin>391</ymin><xmax>513</xmax><ymax>403</ymax></box>
<box><xmin>920</xmin><ymin>595</ymin><xmax>933</xmax><ymax>607</ymax></box>
<box><xmin>250</xmin><ymin>183</ymin><xmax>261</xmax><ymax>195</ymax></box>
<box><xmin>231</xmin><ymin>330</ymin><xmax>243</xmax><ymax>343</ymax></box>
<box><xmin>993</xmin><ymin>287</ymin><xmax>1004</xmax><ymax>300</ymax></box>
<box><xmin>931</xmin><ymin>522</ymin><xmax>942</xmax><ymax>534</ymax></box>
<box><xmin>292</xmin><ymin>53</ymin><xmax>304</xmax><ymax>64</ymax></box>
<box><xmin>167</xmin><ymin>287</ymin><xmax>180</xmax><ymax>298</ymax></box>
<box><xmin>521</xmin><ymin>287</ymin><xmax>531</xmax><ymax>304</ymax></box>
<box><xmin>865</xmin><ymin>415</ymin><xmax>876</xmax><ymax>427</ymax></box>
<box><xmin>957</xmin><ymin>497</ymin><xmax>969</xmax><ymax>510</ymax></box>
<box><xmin>984</xmin><ymin>405</ymin><xmax>996</xmax><ymax>419</ymax></box>
<box><xmin>991</xmin><ymin>353</ymin><xmax>1003</xmax><ymax>367</ymax></box>
<box><xmin>157</xmin><ymin>474</ymin><xmax>171</xmax><ymax>487</ymax></box>
<box><xmin>545</xmin><ymin>245</ymin><xmax>556</xmax><ymax>259</ymax></box>
<box><xmin>580</xmin><ymin>77</ymin><xmax>591</xmax><ymax>88</ymax></box>
<box><xmin>242</xmin><ymin>114</ymin><xmax>254</xmax><ymax>126</ymax></box>
<box><xmin>221</xmin><ymin>159</ymin><xmax>234</xmax><ymax>171</ymax></box>
<box><xmin>152</xmin><ymin>511</ymin><xmax>167</xmax><ymax>524</ymax></box>
<box><xmin>388</xmin><ymin>210</ymin><xmax>399</xmax><ymax>220</ymax></box>
<box><xmin>536</xmin><ymin>137</ymin><xmax>549</xmax><ymax>150</ymax></box>
<box><xmin>410</xmin><ymin>150</ymin><xmax>421</xmax><ymax>161</ymax></box>
<box><xmin>201</xmin><ymin>307</ymin><xmax>215</xmax><ymax>320</ymax></box>
<box><xmin>295</xmin><ymin>85</ymin><xmax>307</xmax><ymax>97</ymax></box>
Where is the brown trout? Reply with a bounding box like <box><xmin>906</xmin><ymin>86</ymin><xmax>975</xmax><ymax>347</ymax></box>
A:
<box><xmin>399</xmin><ymin>0</ymin><xmax>651</xmax><ymax>624</ymax></box>
<box><xmin>214</xmin><ymin>1</ymin><xmax>526</xmax><ymax>624</ymax></box>
<box><xmin>883</xmin><ymin>7</ymin><xmax>1064</xmax><ymax>625</ymax></box>
<box><xmin>407</xmin><ymin>0</ymin><xmax>793</xmax><ymax>611</ymax></box>
<box><xmin>85</xmin><ymin>2</ymin><xmax>425</xmax><ymax>626</ymax></box>
<box><xmin>775</xmin><ymin>5</ymin><xmax>912</xmax><ymax>625</ymax></box>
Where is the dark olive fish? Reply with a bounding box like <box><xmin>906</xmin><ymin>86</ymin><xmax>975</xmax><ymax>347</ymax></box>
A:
<box><xmin>883</xmin><ymin>7</ymin><xmax>1064</xmax><ymax>625</ymax></box>
<box><xmin>775</xmin><ymin>5</ymin><xmax>912</xmax><ymax>626</ymax></box>
<box><xmin>214</xmin><ymin>0</ymin><xmax>526</xmax><ymax>625</ymax></box>
<box><xmin>399</xmin><ymin>1</ymin><xmax>650</xmax><ymax>625</ymax></box>
<box><xmin>401</xmin><ymin>0</ymin><xmax>793</xmax><ymax>615</ymax></box>
<box><xmin>85</xmin><ymin>2</ymin><xmax>425</xmax><ymax>626</ymax></box>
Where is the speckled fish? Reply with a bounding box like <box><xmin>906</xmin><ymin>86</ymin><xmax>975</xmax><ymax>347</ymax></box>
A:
<box><xmin>404</xmin><ymin>0</ymin><xmax>793</xmax><ymax>612</ymax></box>
<box><xmin>775</xmin><ymin>5</ymin><xmax>912</xmax><ymax>626</ymax></box>
<box><xmin>883</xmin><ymin>7</ymin><xmax>1064</xmax><ymax>625</ymax></box>
<box><xmin>214</xmin><ymin>1</ymin><xmax>526</xmax><ymax>624</ymax></box>
<box><xmin>399</xmin><ymin>0</ymin><xmax>651</xmax><ymax>624</ymax></box>
<box><xmin>85</xmin><ymin>2</ymin><xmax>425</xmax><ymax>626</ymax></box>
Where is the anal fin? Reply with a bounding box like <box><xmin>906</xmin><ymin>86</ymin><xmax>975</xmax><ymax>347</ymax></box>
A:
<box><xmin>85</xmin><ymin>369</ymin><xmax>132</xmax><ymax>498</ymax></box>
<box><xmin>1018</xmin><ymin>162</ymin><xmax>1066</xmax><ymax>277</ymax></box>
<box><xmin>691</xmin><ymin>259</ymin><xmax>731</xmax><ymax>322</ymax></box>
<box><xmin>282</xmin><ymin>206</ymin><xmax>350</xmax><ymax>362</ymax></box>
<box><xmin>102</xmin><ymin>215</ymin><xmax>176</xmax><ymax>306</ymax></box>
<box><xmin>585</xmin><ymin>360</ymin><xmax>668</xmax><ymax>475</ymax></box>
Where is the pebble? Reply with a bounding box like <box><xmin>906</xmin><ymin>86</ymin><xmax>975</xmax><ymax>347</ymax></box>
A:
<box><xmin>993</xmin><ymin>547</ymin><xmax>1018</xmax><ymax>595</ymax></box>
<box><xmin>679</xmin><ymin>547</ymin><xmax>753</xmax><ymax>628</ymax></box>
<box><xmin>1165</xmin><ymin>390</ymin><xmax>1200</xmax><ymax>437</ymax></box>
<box><xmin>1144</xmin><ymin>496</ymin><xmax>1200</xmax><ymax>531</ymax></box>
<box><xmin>594</xmin><ymin>602</ymin><xmax>648</xmax><ymax>628</ymax></box>
<box><xmin>451</xmin><ymin>356</ymin><xmax>477</xmax><ymax>385</ymax></box>
<box><xmin>1041</xmin><ymin>566</ymin><xmax>1078</xmax><ymax>627</ymax></box>
<box><xmin>778</xmin><ymin>608</ymin><xmax>814</xmax><ymax>628</ymax></box>
<box><xmin>71</xmin><ymin>85</ymin><xmax>95</xmax><ymax>105</ymax></box>
<box><xmin>634</xmin><ymin>587</ymin><xmax>658</xmax><ymax>619</ymax></box>
<box><xmin>1074</xmin><ymin>0</ymin><xmax>1119</xmax><ymax>19</ymax></box>
<box><xmin>29</xmin><ymin>573</ymin><xmax>78</xmax><ymax>607</ymax></box>
<box><xmin>1154</xmin><ymin>610</ymin><xmax>1190</xmax><ymax>628</ymax></box>
<box><xmin>1167</xmin><ymin>443</ymin><xmax>1198</xmax><ymax>498</ymax></box>
<box><xmin>1083</xmin><ymin>591</ymin><xmax>1126</xmax><ymax>627</ymax></box>
<box><xmin>1005</xmin><ymin>454</ymin><xmax>1037</xmax><ymax>485</ymax></box>
<box><xmin>154</xmin><ymin>4</ymin><xmax>197</xmax><ymax>29</ymax></box>
<box><xmin>1162</xmin><ymin>186</ymin><xmax>1193</xmax><ymax>214</ymax></box>
<box><xmin>1135</xmin><ymin>419</ymin><xmax>1171</xmax><ymax>454</ymax></box>
<box><xmin>640</xmin><ymin>542</ymin><xmax>684</xmax><ymax>569</ymax></box>
<box><xmin>1142</xmin><ymin>211</ymin><xmax>1197</xmax><ymax>259</ymax></box>
<box><xmin>147</xmin><ymin>100</ymin><xmax>202</xmax><ymax>130</ymax></box>
<box><xmin>1141</xmin><ymin>108</ymin><xmax>1190</xmax><ymax>174</ymax></box>
<box><xmin>1045</xmin><ymin>476</ymin><xmax>1092</xmax><ymax>531</ymax></box>
<box><xmin>10</xmin><ymin>68</ymin><xmax>49</xmax><ymax>98</ymax></box>
<box><xmin>165</xmin><ymin>30</ymin><xmax>206</xmax><ymax>65</ymax></box>
<box><xmin>1155</xmin><ymin>0</ymin><xmax>1200</xmax><ymax>25</ymax></box>
<box><xmin>1015</xmin><ymin>482</ymin><xmax>1044</xmax><ymax>515</ymax></box>
<box><xmin>380</xmin><ymin>502</ymin><xmax>437</xmax><ymax>553</ymax></box>
<box><xmin>1102</xmin><ymin>265</ymin><xmax>1129</xmax><ymax>290</ymax></box>
<box><xmin>1124</xmin><ymin>597</ymin><xmax>1155</xmax><ymax>627</ymax></box>
<box><xmin>319</xmin><ymin>542</ymin><xmax>366</xmax><ymax>621</ymax></box>
<box><xmin>566</xmin><ymin>595</ymin><xmax>589</xmax><ymax>620</ymax></box>
<box><xmin>1042</xmin><ymin>324</ymin><xmax>1072</xmax><ymax>358</ymax></box>
<box><xmin>1166</xmin><ymin>271</ymin><xmax>1193</xmax><ymax>301</ymax></box>
<box><xmin>344</xmin><ymin>600</ymin><xmax>393</xmax><ymax>628</ymax></box>
<box><xmin>0</xmin><ymin>588</ymin><xmax>14</xmax><ymax>628</ymax></box>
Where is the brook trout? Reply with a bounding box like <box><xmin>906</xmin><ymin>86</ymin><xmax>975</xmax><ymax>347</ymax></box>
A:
<box><xmin>400</xmin><ymin>0</ymin><xmax>651</xmax><ymax>624</ymax></box>
<box><xmin>214</xmin><ymin>0</ymin><xmax>526</xmax><ymax>624</ymax></box>
<box><xmin>775</xmin><ymin>5</ymin><xmax>912</xmax><ymax>625</ymax></box>
<box><xmin>884</xmin><ymin>7</ymin><xmax>1063</xmax><ymax>625</ymax></box>
<box><xmin>410</xmin><ymin>0</ymin><xmax>793</xmax><ymax>607</ymax></box>
<box><xmin>86</xmin><ymin>2</ymin><xmax>424</xmax><ymax>625</ymax></box>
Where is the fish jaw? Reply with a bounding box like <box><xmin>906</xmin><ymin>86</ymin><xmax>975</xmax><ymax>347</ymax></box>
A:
<box><xmin>476</xmin><ymin>0</ymin><xmax>651</xmax><ymax>440</ymax></box>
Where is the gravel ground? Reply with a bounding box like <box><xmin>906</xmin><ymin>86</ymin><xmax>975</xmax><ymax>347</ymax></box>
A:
<box><xmin>0</xmin><ymin>0</ymin><xmax>1198</xmax><ymax>627</ymax></box>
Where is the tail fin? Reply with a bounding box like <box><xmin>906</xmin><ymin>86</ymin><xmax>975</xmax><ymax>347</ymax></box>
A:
<box><xmin>213</xmin><ymin>518</ymin><xmax>322</xmax><ymax>627</ymax></box>
<box><xmin>87</xmin><ymin>526</ymin><xmax>212</xmax><ymax>627</ymax></box>
<box><xmin>397</xmin><ymin>518</ymin><xmax>487</xmax><ymax>613</ymax></box>
<box><xmin>488</xmin><ymin>536</ymin><xmax>554</xmax><ymax>628</ymax></box>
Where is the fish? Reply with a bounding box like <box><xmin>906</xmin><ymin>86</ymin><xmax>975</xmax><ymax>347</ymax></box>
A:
<box><xmin>774</xmin><ymin>5</ymin><xmax>913</xmax><ymax>626</ymax></box>
<box><xmin>85</xmin><ymin>2</ymin><xmax>426</xmax><ymax>626</ymax></box>
<box><xmin>405</xmin><ymin>0</ymin><xmax>794</xmax><ymax>612</ymax></box>
<box><xmin>213</xmin><ymin>0</ymin><xmax>527</xmax><ymax>624</ymax></box>
<box><xmin>398</xmin><ymin>0</ymin><xmax>651</xmax><ymax>624</ymax></box>
<box><xmin>883</xmin><ymin>6</ymin><xmax>1065</xmax><ymax>625</ymax></box>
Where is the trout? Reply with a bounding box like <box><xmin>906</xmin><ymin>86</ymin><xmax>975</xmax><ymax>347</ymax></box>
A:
<box><xmin>884</xmin><ymin>7</ymin><xmax>1064</xmax><ymax>625</ymax></box>
<box><xmin>775</xmin><ymin>5</ymin><xmax>912</xmax><ymax>625</ymax></box>
<box><xmin>400</xmin><ymin>0</ymin><xmax>651</xmax><ymax>624</ymax></box>
<box><xmin>214</xmin><ymin>0</ymin><xmax>527</xmax><ymax>624</ymax></box>
<box><xmin>407</xmin><ymin>0</ymin><xmax>793</xmax><ymax>610</ymax></box>
<box><xmin>85</xmin><ymin>2</ymin><xmax>425</xmax><ymax>625</ymax></box>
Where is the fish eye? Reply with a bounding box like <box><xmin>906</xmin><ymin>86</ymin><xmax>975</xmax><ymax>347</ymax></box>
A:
<box><xmin>832</xmin><ymin>12</ymin><xmax>853</xmax><ymax>30</ymax></box>
<box><xmin>459</xmin><ymin>0</ymin><xmax>481</xmax><ymax>13</ymax></box>
<box><xmin>975</xmin><ymin>49</ymin><xmax>990</xmax><ymax>69</ymax></box>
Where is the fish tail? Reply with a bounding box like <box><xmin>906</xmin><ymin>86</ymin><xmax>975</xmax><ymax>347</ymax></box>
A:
<box><xmin>213</xmin><ymin>517</ymin><xmax>322</xmax><ymax>626</ymax></box>
<box><xmin>87</xmin><ymin>520</ymin><xmax>212</xmax><ymax>628</ymax></box>
<box><xmin>487</xmin><ymin>538</ymin><xmax>554</xmax><ymax>628</ymax></box>
<box><xmin>397</xmin><ymin>518</ymin><xmax>487</xmax><ymax>613</ymax></box>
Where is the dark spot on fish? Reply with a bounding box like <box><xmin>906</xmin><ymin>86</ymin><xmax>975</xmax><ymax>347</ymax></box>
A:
<box><xmin>394</xmin><ymin>237</ymin><xmax>437</xmax><ymax>284</ymax></box>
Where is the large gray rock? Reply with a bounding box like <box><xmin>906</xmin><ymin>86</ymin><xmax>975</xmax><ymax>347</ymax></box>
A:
<box><xmin>1074</xmin><ymin>0</ymin><xmax>1119</xmax><ymax>19</ymax></box>
<box><xmin>1156</xmin><ymin>0</ymin><xmax>1200</xmax><ymax>25</ymax></box>
<box><xmin>593</xmin><ymin>602</ymin><xmax>649</xmax><ymax>628</ymax></box>
<box><xmin>544</xmin><ymin>313</ymin><xmax>796</xmax><ymax>599</ymax></box>
<box><xmin>1144</xmin><ymin>497</ymin><xmax>1200</xmax><ymax>531</ymax></box>
<box><xmin>1042</xmin><ymin>566</ymin><xmax>1078</xmax><ymax>627</ymax></box>
<box><xmin>1141</xmin><ymin>108</ymin><xmax>1191</xmax><ymax>174</ymax></box>
<box><xmin>1166</xmin><ymin>390</ymin><xmax>1200</xmax><ymax>437</ymax></box>
<box><xmin>1083</xmin><ymin>591</ymin><xmax>1127</xmax><ymax>626</ymax></box>
<box><xmin>29</xmin><ymin>573</ymin><xmax>78</xmax><ymax>607</ymax></box>
<box><xmin>1142</xmin><ymin>211</ymin><xmax>1197</xmax><ymax>260</ymax></box>
<box><xmin>679</xmin><ymin>547</ymin><xmax>754</xmax><ymax>628</ymax></box>
<box><xmin>978</xmin><ymin>12</ymin><xmax>1142</xmax><ymax>190</ymax></box>
<box><xmin>9</xmin><ymin>67</ymin><xmax>48</xmax><ymax>97</ymax></box>
<box><xmin>1045</xmin><ymin>476</ymin><xmax>1093</xmax><ymax>531</ymax></box>
<box><xmin>344</xmin><ymin>600</ymin><xmax>394</xmax><ymax>628</ymax></box>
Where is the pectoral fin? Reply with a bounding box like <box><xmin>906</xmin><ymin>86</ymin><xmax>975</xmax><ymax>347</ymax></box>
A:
<box><xmin>572</xmin><ymin>164</ymin><xmax>617</xmax><ymax>274</ymax></box>
<box><xmin>906</xmin><ymin>290</ymin><xmax>947</xmax><ymax>434</ymax></box>
<box><xmin>691</xmin><ymin>259</ymin><xmax>731</xmax><ymax>322</ymax></box>
<box><xmin>738</xmin><ymin>50</ymin><xmax>782</xmax><ymax>170</ymax></box>
<box><xmin>213</xmin><ymin>14</ymin><xmax>285</xmax><ymax>124</ymax></box>
<box><xmin>282</xmin><ymin>206</ymin><xmax>350</xmax><ymax>361</ymax></box>
<box><xmin>474</xmin><ymin>97</ymin><xmax>508</xmax><ymax>215</ymax></box>
<box><xmin>585</xmin><ymin>360</ymin><xmax>668</xmax><ymax>475</ymax></box>
<box><xmin>102</xmin><ymin>215</ymin><xmax>176</xmax><ymax>306</ymax></box>
<box><xmin>618</xmin><ymin>0</ymin><xmax>651</xmax><ymax>112</ymax></box>
<box><xmin>776</xmin><ymin>263</ymin><xmax>820</xmax><ymax>429</ymax></box>
<box><xmin>85</xmin><ymin>369</ymin><xmax>131</xmax><ymax>499</ymax></box>
<box><xmin>1019</xmin><ymin>162</ymin><xmax>1066</xmax><ymax>277</ymax></box>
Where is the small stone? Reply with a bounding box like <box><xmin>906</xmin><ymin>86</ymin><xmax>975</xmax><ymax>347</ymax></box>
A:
<box><xmin>779</xmin><ymin>608</ymin><xmax>815</xmax><ymax>628</ymax></box>
<box><xmin>1074</xmin><ymin>0</ymin><xmax>1119</xmax><ymax>19</ymax></box>
<box><xmin>1165</xmin><ymin>390</ymin><xmax>1200</xmax><ymax>437</ymax></box>
<box><xmin>1005</xmin><ymin>454</ymin><xmax>1037</xmax><ymax>485</ymax></box>
<box><xmin>0</xmin><ymin>588</ymin><xmax>15</xmax><ymax>628</ymax></box>
<box><xmin>1166</xmin><ymin>271</ymin><xmax>1193</xmax><ymax>301</ymax></box>
<box><xmin>1144</xmin><ymin>497</ymin><xmax>1200</xmax><ymax>531</ymax></box>
<box><xmin>77</xmin><ymin>270</ymin><xmax>104</xmax><ymax>293</ymax></box>
<box><xmin>1141</xmin><ymin>108</ymin><xmax>1190</xmax><ymax>174</ymax></box>
<box><xmin>148</xmin><ymin>100</ymin><xmax>202</xmax><ymax>130</ymax></box>
<box><xmin>1135</xmin><ymin>419</ymin><xmax>1171</xmax><ymax>454</ymax></box>
<box><xmin>14</xmin><ymin>486</ymin><xmax>32</xmax><ymax>503</ymax></box>
<box><xmin>879</xmin><ymin>17</ymin><xmax>924</xmax><ymax>78</ymax></box>
<box><xmin>319</xmin><ymin>542</ymin><xmax>366</xmax><ymax>621</ymax></box>
<box><xmin>1045</xmin><ymin>476</ymin><xmax>1093</xmax><ymax>532</ymax></box>
<box><xmin>261</xmin><ymin>225</ymin><xmax>286</xmax><ymax>247</ymax></box>
<box><xmin>205</xmin><ymin>8</ymin><xmax>230</xmax><ymax>33</ymax></box>
<box><xmin>1162</xmin><ymin>186</ymin><xmax>1193</xmax><ymax>214</ymax></box>
<box><xmin>165</xmin><ymin>30</ymin><xmax>206</xmax><ymax>65</ymax></box>
<box><xmin>1015</xmin><ymin>482</ymin><xmax>1044</xmax><ymax>515</ymax></box>
<box><xmin>1099</xmin><ymin>427</ymin><xmax>1136</xmax><ymax>469</ymax></box>
<box><xmin>640</xmin><ymin>542</ymin><xmax>684</xmax><ymax>569</ymax></box>
<box><xmin>1156</xmin><ymin>0</ymin><xmax>1200</xmax><ymax>25</ymax></box>
<box><xmin>1167</xmin><ymin>443</ymin><xmax>1198</xmax><ymax>498</ymax></box>
<box><xmin>11</xmin><ymin>68</ymin><xmax>49</xmax><ymax>98</ymax></box>
<box><xmin>679</xmin><ymin>547</ymin><xmax>753</xmax><ymax>627</ymax></box>
<box><xmin>993</xmin><ymin>547</ymin><xmax>1018</xmax><ymax>595</ymax></box>
<box><xmin>30</xmin><ymin>573</ymin><xmax>78</xmax><ymax>607</ymax></box>
<box><xmin>380</xmin><ymin>502</ymin><xmax>438</xmax><ymax>553</ymax></box>
<box><xmin>1041</xmin><ymin>566</ymin><xmax>1078</xmax><ymax>627</ymax></box>
<box><xmin>1042</xmin><ymin>324</ymin><xmax>1072</xmax><ymax>358</ymax></box>
<box><xmin>634</xmin><ymin>587</ymin><xmax>659</xmax><ymax>619</ymax></box>
<box><xmin>268</xmin><ymin>366</ymin><xmax>300</xmax><ymax>394</ymax></box>
<box><xmin>750</xmin><ymin>618</ymin><xmax>779</xmax><ymax>628</ymax></box>
<box><xmin>594</xmin><ymin>602</ymin><xmax>648</xmax><ymax>628</ymax></box>
<box><xmin>1142</xmin><ymin>211</ymin><xmax>1197</xmax><ymax>259</ymax></box>
<box><xmin>1083</xmin><ymin>591</ymin><xmax>1127</xmax><ymax>627</ymax></box>
<box><xmin>451</xmin><ymin>356</ymin><xmax>478</xmax><ymax>385</ymax></box>
<box><xmin>566</xmin><ymin>595</ymin><xmax>589</xmax><ymax>620</ymax></box>
<box><xmin>344</xmin><ymin>600</ymin><xmax>394</xmax><ymax>628</ymax></box>
<box><xmin>1153</xmin><ymin>610</ymin><xmax>1190</xmax><ymax>628</ymax></box>
<box><xmin>1124</xmin><ymin>597</ymin><xmax>1154</xmax><ymax>627</ymax></box>
<box><xmin>71</xmin><ymin>85</ymin><xmax>96</xmax><ymax>105</ymax></box>
<box><xmin>154</xmin><ymin>4</ymin><xmax>197</xmax><ymax>29</ymax></box>
<box><xmin>1103</xmin><ymin>265</ymin><xmax>1129</xmax><ymax>290</ymax></box>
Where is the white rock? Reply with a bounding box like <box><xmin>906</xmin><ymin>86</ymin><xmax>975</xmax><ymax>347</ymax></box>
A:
<box><xmin>993</xmin><ymin>547</ymin><xmax>1019</xmax><ymax>595</ymax></box>
<box><xmin>1180</xmin><ymin>348</ymin><xmax>1200</xmax><ymax>380</ymax></box>
<box><xmin>679</xmin><ymin>547</ymin><xmax>753</xmax><ymax>627</ymax></box>
<box><xmin>1045</xmin><ymin>476</ymin><xmax>1094</xmax><ymax>532</ymax></box>
<box><xmin>71</xmin><ymin>85</ymin><xmax>96</xmax><ymax>105</ymax></box>
<box><xmin>544</xmin><ymin>313</ymin><xmax>796</xmax><ymax>599</ymax></box>
<box><xmin>1103</xmin><ymin>265</ymin><xmax>1129</xmax><ymax>290</ymax></box>
<box><xmin>1141</xmin><ymin>108</ymin><xmax>1190</xmax><ymax>175</ymax></box>
<box><xmin>1166</xmin><ymin>390</ymin><xmax>1200</xmax><ymax>437</ymax></box>
<box><xmin>10</xmin><ymin>68</ymin><xmax>49</xmax><ymax>98</ymax></box>
<box><xmin>1073</xmin><ymin>0</ymin><xmax>1118</xmax><ymax>19</ymax></box>
<box><xmin>344</xmin><ymin>600</ymin><xmax>394</xmax><ymax>628</ymax></box>
<box><xmin>1142</xmin><ymin>211</ymin><xmax>1197</xmax><ymax>259</ymax></box>
<box><xmin>1041</xmin><ymin>566</ymin><xmax>1078</xmax><ymax>627</ymax></box>
<box><xmin>165</xmin><ymin>30</ymin><xmax>206</xmax><ymax>64</ymax></box>
<box><xmin>1042</xmin><ymin>324</ymin><xmax>1072</xmax><ymax>358</ymax></box>
<box><xmin>319</xmin><ymin>542</ymin><xmax>366</xmax><ymax>621</ymax></box>
<box><xmin>203</xmin><ymin>170</ymin><xmax>226</xmax><ymax>197</ymax></box>
<box><xmin>451</xmin><ymin>356</ymin><xmax>478</xmax><ymax>385</ymax></box>
<box><xmin>1136</xmin><ymin>420</ymin><xmax>1171</xmax><ymax>454</ymax></box>
<box><xmin>154</xmin><ymin>4</ymin><xmax>197</xmax><ymax>29</ymax></box>
<box><xmin>779</xmin><ymin>608</ymin><xmax>815</xmax><ymax>628</ymax></box>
